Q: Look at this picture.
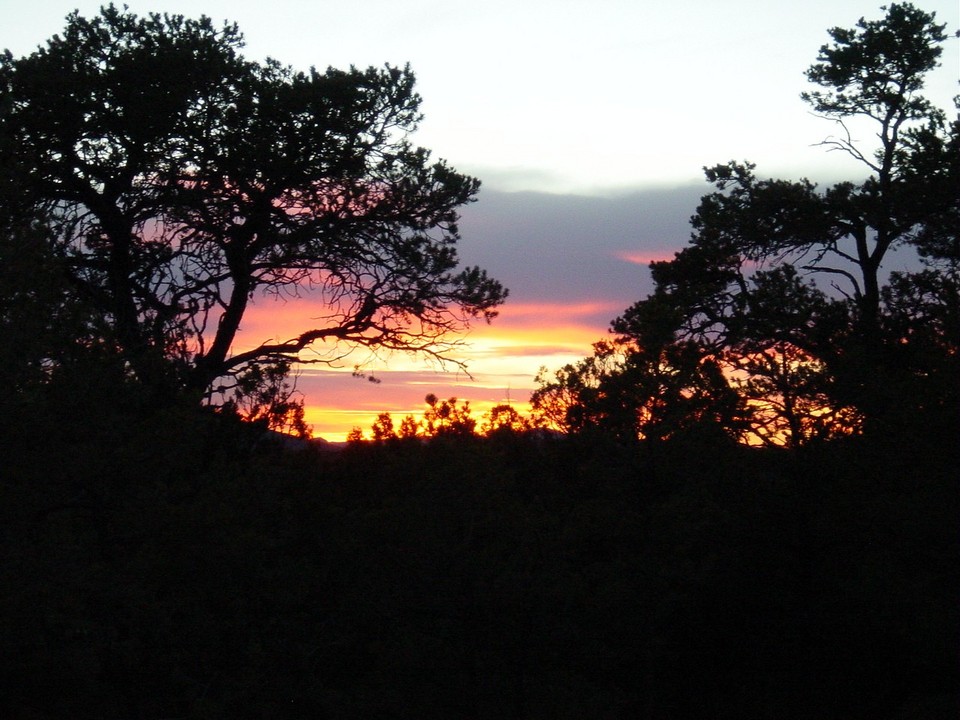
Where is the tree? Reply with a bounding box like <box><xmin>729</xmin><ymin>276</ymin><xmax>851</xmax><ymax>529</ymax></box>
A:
<box><xmin>480</xmin><ymin>404</ymin><xmax>530</xmax><ymax>436</ymax></box>
<box><xmin>0</xmin><ymin>5</ymin><xmax>506</xmax><ymax>412</ymax></box>
<box><xmin>798</xmin><ymin>1</ymin><xmax>949</xmax><ymax>333</ymax></box>
<box><xmin>362</xmin><ymin>392</ymin><xmax>536</xmax><ymax>441</ymax></box>
<box><xmin>370</xmin><ymin>412</ymin><xmax>398</xmax><ymax>443</ymax></box>
<box><xmin>422</xmin><ymin>394</ymin><xmax>477</xmax><ymax>438</ymax></box>
<box><xmin>531</xmin><ymin>334</ymin><xmax>746</xmax><ymax>445</ymax></box>
<box><xmin>627</xmin><ymin>3</ymin><xmax>953</xmax><ymax>438</ymax></box>
<box><xmin>614</xmin><ymin>258</ymin><xmax>865</xmax><ymax>447</ymax></box>
<box><xmin>536</xmin><ymin>3</ymin><xmax>955</xmax><ymax>445</ymax></box>
<box><xmin>220</xmin><ymin>359</ymin><xmax>309</xmax><ymax>438</ymax></box>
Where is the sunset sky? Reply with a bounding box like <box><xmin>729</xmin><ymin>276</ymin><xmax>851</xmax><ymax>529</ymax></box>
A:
<box><xmin>6</xmin><ymin>1</ymin><xmax>959</xmax><ymax>439</ymax></box>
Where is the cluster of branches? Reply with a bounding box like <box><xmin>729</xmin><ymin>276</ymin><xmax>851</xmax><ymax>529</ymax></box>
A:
<box><xmin>533</xmin><ymin>3</ymin><xmax>958</xmax><ymax>449</ymax></box>
<box><xmin>348</xmin><ymin>393</ymin><xmax>534</xmax><ymax>444</ymax></box>
<box><xmin>0</xmin><ymin>5</ymin><xmax>506</xmax><ymax>426</ymax></box>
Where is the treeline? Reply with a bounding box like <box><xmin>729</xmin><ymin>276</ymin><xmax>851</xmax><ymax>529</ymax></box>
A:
<box><xmin>347</xmin><ymin>394</ymin><xmax>532</xmax><ymax>443</ymax></box>
<box><xmin>2</xmin><ymin>401</ymin><xmax>957</xmax><ymax>718</ymax></box>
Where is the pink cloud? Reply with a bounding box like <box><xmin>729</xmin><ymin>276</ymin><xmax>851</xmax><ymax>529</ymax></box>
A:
<box><xmin>615</xmin><ymin>250</ymin><xmax>677</xmax><ymax>266</ymax></box>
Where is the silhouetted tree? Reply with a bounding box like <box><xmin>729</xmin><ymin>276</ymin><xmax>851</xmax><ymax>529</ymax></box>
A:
<box><xmin>480</xmin><ymin>403</ymin><xmax>530</xmax><ymax>435</ymax></box>
<box><xmin>422</xmin><ymin>394</ymin><xmax>476</xmax><ymax>438</ymax></box>
<box><xmin>398</xmin><ymin>413</ymin><xmax>421</xmax><ymax>439</ymax></box>
<box><xmin>354</xmin><ymin>393</ymin><xmax>502</xmax><ymax>443</ymax></box>
<box><xmin>681</xmin><ymin>3</ymin><xmax>952</xmax><ymax>423</ymax></box>
<box><xmin>370</xmin><ymin>411</ymin><xmax>398</xmax><ymax>443</ymax></box>
<box><xmin>0</xmin><ymin>5</ymin><xmax>506</xmax><ymax>413</ymax></box>
<box><xmin>532</xmin><ymin>335</ymin><xmax>746</xmax><ymax>445</ymax></box>
<box><xmin>543</xmin><ymin>3</ymin><xmax>955</xmax><ymax>444</ymax></box>
<box><xmin>219</xmin><ymin>359</ymin><xmax>309</xmax><ymax>437</ymax></box>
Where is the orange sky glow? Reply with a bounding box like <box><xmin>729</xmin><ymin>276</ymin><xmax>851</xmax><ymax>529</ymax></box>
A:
<box><xmin>237</xmin><ymin>298</ymin><xmax>620</xmax><ymax>440</ymax></box>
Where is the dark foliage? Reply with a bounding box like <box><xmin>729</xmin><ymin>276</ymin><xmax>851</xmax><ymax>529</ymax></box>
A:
<box><xmin>2</xmin><ymin>397</ymin><xmax>956</xmax><ymax>719</ymax></box>
<box><xmin>533</xmin><ymin>3</ymin><xmax>959</xmax><ymax>447</ymax></box>
<box><xmin>0</xmin><ymin>5</ymin><xmax>506</xmax><ymax>418</ymax></box>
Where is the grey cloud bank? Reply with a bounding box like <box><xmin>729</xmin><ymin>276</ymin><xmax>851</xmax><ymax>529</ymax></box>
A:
<box><xmin>457</xmin><ymin>183</ymin><xmax>708</xmax><ymax>318</ymax></box>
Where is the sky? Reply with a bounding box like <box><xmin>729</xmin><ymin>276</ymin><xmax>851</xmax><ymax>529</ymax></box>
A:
<box><xmin>5</xmin><ymin>1</ymin><xmax>959</xmax><ymax>439</ymax></box>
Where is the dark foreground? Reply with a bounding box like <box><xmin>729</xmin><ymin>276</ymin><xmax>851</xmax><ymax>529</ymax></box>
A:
<box><xmin>2</xmin><ymin>406</ymin><xmax>957</xmax><ymax>719</ymax></box>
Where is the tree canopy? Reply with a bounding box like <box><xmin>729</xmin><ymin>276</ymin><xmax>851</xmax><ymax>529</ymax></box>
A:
<box><xmin>0</xmin><ymin>5</ymin><xmax>506</xmax><ymax>419</ymax></box>
<box><xmin>533</xmin><ymin>2</ymin><xmax>958</xmax><ymax>447</ymax></box>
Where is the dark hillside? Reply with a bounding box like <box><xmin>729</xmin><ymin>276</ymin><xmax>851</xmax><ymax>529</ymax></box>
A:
<box><xmin>2</xmin><ymin>407</ymin><xmax>956</xmax><ymax>719</ymax></box>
